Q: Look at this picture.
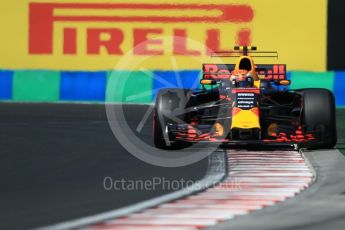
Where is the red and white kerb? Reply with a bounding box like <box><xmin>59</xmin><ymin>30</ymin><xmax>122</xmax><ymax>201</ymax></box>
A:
<box><xmin>89</xmin><ymin>150</ymin><xmax>313</xmax><ymax>230</ymax></box>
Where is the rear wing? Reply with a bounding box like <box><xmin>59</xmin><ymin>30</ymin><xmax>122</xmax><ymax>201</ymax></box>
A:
<box><xmin>202</xmin><ymin>64</ymin><xmax>286</xmax><ymax>80</ymax></box>
<box><xmin>211</xmin><ymin>46</ymin><xmax>278</xmax><ymax>58</ymax></box>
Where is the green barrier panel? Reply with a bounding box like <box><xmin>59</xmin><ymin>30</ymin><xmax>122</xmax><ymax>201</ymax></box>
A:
<box><xmin>6</xmin><ymin>70</ymin><xmax>341</xmax><ymax>104</ymax></box>
<box><xmin>106</xmin><ymin>71</ymin><xmax>153</xmax><ymax>103</ymax></box>
<box><xmin>13</xmin><ymin>70</ymin><xmax>60</xmax><ymax>101</ymax></box>
<box><xmin>290</xmin><ymin>71</ymin><xmax>335</xmax><ymax>91</ymax></box>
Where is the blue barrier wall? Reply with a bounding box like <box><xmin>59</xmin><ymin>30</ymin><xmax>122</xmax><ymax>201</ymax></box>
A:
<box><xmin>0</xmin><ymin>70</ymin><xmax>344</xmax><ymax>106</ymax></box>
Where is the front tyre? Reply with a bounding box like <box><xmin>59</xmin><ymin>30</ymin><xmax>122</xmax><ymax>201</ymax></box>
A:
<box><xmin>301</xmin><ymin>88</ymin><xmax>337</xmax><ymax>149</ymax></box>
<box><xmin>153</xmin><ymin>88</ymin><xmax>190</xmax><ymax>149</ymax></box>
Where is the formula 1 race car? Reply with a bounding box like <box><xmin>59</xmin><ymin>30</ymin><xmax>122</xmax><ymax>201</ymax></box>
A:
<box><xmin>153</xmin><ymin>46</ymin><xmax>337</xmax><ymax>150</ymax></box>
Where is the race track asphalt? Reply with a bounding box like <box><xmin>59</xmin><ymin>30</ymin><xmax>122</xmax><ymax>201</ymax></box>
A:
<box><xmin>0</xmin><ymin>103</ymin><xmax>208</xmax><ymax>230</ymax></box>
<box><xmin>336</xmin><ymin>109</ymin><xmax>345</xmax><ymax>155</ymax></box>
<box><xmin>0</xmin><ymin>103</ymin><xmax>344</xmax><ymax>230</ymax></box>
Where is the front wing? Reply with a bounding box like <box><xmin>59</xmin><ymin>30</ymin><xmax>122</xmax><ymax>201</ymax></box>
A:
<box><xmin>168</xmin><ymin>123</ymin><xmax>319</xmax><ymax>147</ymax></box>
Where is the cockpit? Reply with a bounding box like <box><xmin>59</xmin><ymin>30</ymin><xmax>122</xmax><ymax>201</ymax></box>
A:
<box><xmin>239</xmin><ymin>57</ymin><xmax>253</xmax><ymax>71</ymax></box>
<box><xmin>230</xmin><ymin>56</ymin><xmax>259</xmax><ymax>88</ymax></box>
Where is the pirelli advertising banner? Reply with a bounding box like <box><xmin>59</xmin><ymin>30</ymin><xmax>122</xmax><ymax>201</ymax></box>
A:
<box><xmin>0</xmin><ymin>0</ymin><xmax>327</xmax><ymax>71</ymax></box>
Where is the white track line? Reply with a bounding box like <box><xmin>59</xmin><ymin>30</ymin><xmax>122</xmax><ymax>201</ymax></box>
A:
<box><xmin>81</xmin><ymin>150</ymin><xmax>313</xmax><ymax>230</ymax></box>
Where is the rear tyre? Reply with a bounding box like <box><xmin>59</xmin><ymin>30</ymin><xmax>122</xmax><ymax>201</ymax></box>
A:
<box><xmin>153</xmin><ymin>88</ymin><xmax>190</xmax><ymax>149</ymax></box>
<box><xmin>300</xmin><ymin>88</ymin><xmax>337</xmax><ymax>149</ymax></box>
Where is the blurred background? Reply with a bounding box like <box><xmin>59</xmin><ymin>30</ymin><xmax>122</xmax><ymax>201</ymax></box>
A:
<box><xmin>0</xmin><ymin>0</ymin><xmax>344</xmax><ymax>106</ymax></box>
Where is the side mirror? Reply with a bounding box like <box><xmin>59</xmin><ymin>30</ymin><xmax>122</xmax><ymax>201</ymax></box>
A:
<box><xmin>200</xmin><ymin>79</ymin><xmax>217</xmax><ymax>85</ymax></box>
<box><xmin>274</xmin><ymin>80</ymin><xmax>290</xmax><ymax>86</ymax></box>
<box><xmin>279</xmin><ymin>80</ymin><xmax>290</xmax><ymax>86</ymax></box>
